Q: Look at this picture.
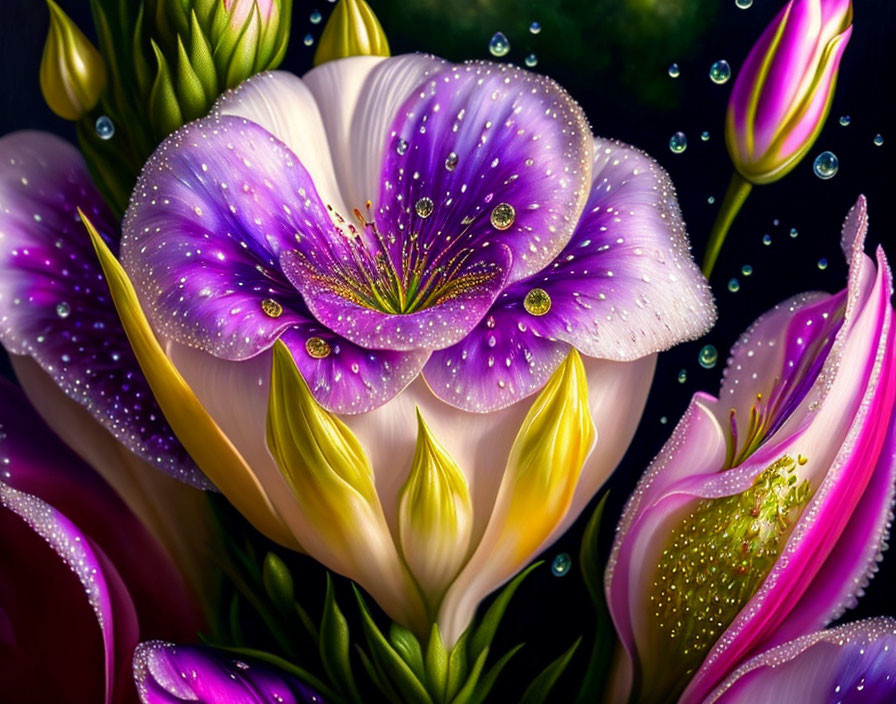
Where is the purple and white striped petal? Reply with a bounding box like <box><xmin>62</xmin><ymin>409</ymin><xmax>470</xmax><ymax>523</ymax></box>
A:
<box><xmin>133</xmin><ymin>642</ymin><xmax>325</xmax><ymax>704</ymax></box>
<box><xmin>0</xmin><ymin>131</ymin><xmax>206</xmax><ymax>487</ymax></box>
<box><xmin>425</xmin><ymin>138</ymin><xmax>714</xmax><ymax>412</ymax></box>
<box><xmin>706</xmin><ymin>618</ymin><xmax>896</xmax><ymax>704</ymax></box>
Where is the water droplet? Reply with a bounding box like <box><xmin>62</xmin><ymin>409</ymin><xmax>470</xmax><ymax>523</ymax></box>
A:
<box><xmin>489</xmin><ymin>32</ymin><xmax>510</xmax><ymax>57</ymax></box>
<box><xmin>790</xmin><ymin>227</ymin><xmax>799</xmax><ymax>238</ymax></box>
<box><xmin>709</xmin><ymin>60</ymin><xmax>731</xmax><ymax>84</ymax></box>
<box><xmin>813</xmin><ymin>151</ymin><xmax>839</xmax><ymax>179</ymax></box>
<box><xmin>741</xmin><ymin>264</ymin><xmax>753</xmax><ymax>276</ymax></box>
<box><xmin>669</xmin><ymin>131</ymin><xmax>688</xmax><ymax>154</ymax></box>
<box><xmin>660</xmin><ymin>416</ymin><xmax>668</xmax><ymax>424</ymax></box>
<box><xmin>396</xmin><ymin>138</ymin><xmax>408</xmax><ymax>155</ymax></box>
<box><xmin>490</xmin><ymin>202</ymin><xmax>516</xmax><ymax>230</ymax></box>
<box><xmin>677</xmin><ymin>368</ymin><xmax>687</xmax><ymax>384</ymax></box>
<box><xmin>523</xmin><ymin>287</ymin><xmax>551</xmax><ymax>316</ymax></box>
<box><xmin>310</xmin><ymin>9</ymin><xmax>322</xmax><ymax>23</ymax></box>
<box><xmin>707</xmin><ymin>196</ymin><xmax>715</xmax><ymax>204</ymax></box>
<box><xmin>414</xmin><ymin>197</ymin><xmax>434</xmax><ymax>219</ymax></box>
<box><xmin>529</xmin><ymin>21</ymin><xmax>541</xmax><ymax>34</ymax></box>
<box><xmin>305</xmin><ymin>337</ymin><xmax>331</xmax><ymax>359</ymax></box>
<box><xmin>762</xmin><ymin>234</ymin><xmax>772</xmax><ymax>246</ymax></box>
<box><xmin>55</xmin><ymin>301</ymin><xmax>71</xmax><ymax>318</ymax></box>
<box><xmin>525</xmin><ymin>53</ymin><xmax>538</xmax><ymax>68</ymax></box>
<box><xmin>839</xmin><ymin>115</ymin><xmax>851</xmax><ymax>126</ymax></box>
<box><xmin>261</xmin><ymin>298</ymin><xmax>283</xmax><ymax>318</ymax></box>
<box><xmin>874</xmin><ymin>133</ymin><xmax>885</xmax><ymax>146</ymax></box>
<box><xmin>668</xmin><ymin>63</ymin><xmax>681</xmax><ymax>78</ymax></box>
<box><xmin>698</xmin><ymin>344</ymin><xmax>719</xmax><ymax>369</ymax></box>
<box><xmin>303</xmin><ymin>33</ymin><xmax>314</xmax><ymax>46</ymax></box>
<box><xmin>735</xmin><ymin>0</ymin><xmax>753</xmax><ymax>8</ymax></box>
<box><xmin>551</xmin><ymin>553</ymin><xmax>571</xmax><ymax>576</ymax></box>
<box><xmin>701</xmin><ymin>130</ymin><xmax>710</xmax><ymax>142</ymax></box>
<box><xmin>728</xmin><ymin>278</ymin><xmax>740</xmax><ymax>293</ymax></box>
<box><xmin>817</xmin><ymin>257</ymin><xmax>828</xmax><ymax>270</ymax></box>
<box><xmin>444</xmin><ymin>152</ymin><xmax>458</xmax><ymax>171</ymax></box>
<box><xmin>95</xmin><ymin>115</ymin><xmax>115</xmax><ymax>140</ymax></box>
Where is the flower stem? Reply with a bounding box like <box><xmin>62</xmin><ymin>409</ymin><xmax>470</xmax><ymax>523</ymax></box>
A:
<box><xmin>701</xmin><ymin>172</ymin><xmax>753</xmax><ymax>279</ymax></box>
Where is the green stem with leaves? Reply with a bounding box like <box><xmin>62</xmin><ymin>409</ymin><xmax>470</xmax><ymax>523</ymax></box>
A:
<box><xmin>701</xmin><ymin>172</ymin><xmax>753</xmax><ymax>279</ymax></box>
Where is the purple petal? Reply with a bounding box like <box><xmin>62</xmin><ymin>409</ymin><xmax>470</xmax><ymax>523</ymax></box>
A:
<box><xmin>0</xmin><ymin>131</ymin><xmax>207</xmax><ymax>487</ymax></box>
<box><xmin>424</xmin><ymin>138</ymin><xmax>714</xmax><ymax>412</ymax></box>
<box><xmin>133</xmin><ymin>642</ymin><xmax>325</xmax><ymax>703</ymax></box>
<box><xmin>707</xmin><ymin>618</ymin><xmax>896</xmax><ymax>704</ymax></box>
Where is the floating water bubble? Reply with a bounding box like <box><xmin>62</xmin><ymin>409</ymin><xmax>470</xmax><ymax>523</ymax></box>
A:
<box><xmin>668</xmin><ymin>63</ymin><xmax>681</xmax><ymax>78</ymax></box>
<box><xmin>525</xmin><ymin>53</ymin><xmax>538</xmax><ymax>67</ymax></box>
<box><xmin>762</xmin><ymin>234</ymin><xmax>772</xmax><ymax>246</ymax></box>
<box><xmin>709</xmin><ymin>60</ymin><xmax>731</xmax><ymax>84</ymax></box>
<box><xmin>551</xmin><ymin>553</ymin><xmax>571</xmax><ymax>577</ymax></box>
<box><xmin>95</xmin><ymin>115</ymin><xmax>114</xmax><ymax>140</ymax></box>
<box><xmin>310</xmin><ymin>9</ymin><xmax>322</xmax><ymax>23</ymax></box>
<box><xmin>669</xmin><ymin>131</ymin><xmax>687</xmax><ymax>154</ymax></box>
<box><xmin>874</xmin><ymin>134</ymin><xmax>885</xmax><ymax>146</ymax></box>
<box><xmin>728</xmin><ymin>278</ymin><xmax>740</xmax><ymax>293</ymax></box>
<box><xmin>698</xmin><ymin>344</ymin><xmax>719</xmax><ymax>369</ymax></box>
<box><xmin>736</xmin><ymin>0</ymin><xmax>753</xmax><ymax>8</ymax></box>
<box><xmin>813</xmin><ymin>151</ymin><xmax>839</xmax><ymax>179</ymax></box>
<box><xmin>707</xmin><ymin>196</ymin><xmax>715</xmax><ymax>204</ymax></box>
<box><xmin>489</xmin><ymin>32</ymin><xmax>510</xmax><ymax>57</ymax></box>
<box><xmin>741</xmin><ymin>264</ymin><xmax>753</xmax><ymax>276</ymax></box>
<box><xmin>839</xmin><ymin>115</ymin><xmax>851</xmax><ymax>126</ymax></box>
<box><xmin>529</xmin><ymin>21</ymin><xmax>541</xmax><ymax>34</ymax></box>
<box><xmin>660</xmin><ymin>416</ymin><xmax>668</xmax><ymax>424</ymax></box>
<box><xmin>303</xmin><ymin>33</ymin><xmax>314</xmax><ymax>46</ymax></box>
<box><xmin>790</xmin><ymin>227</ymin><xmax>799</xmax><ymax>238</ymax></box>
<box><xmin>677</xmin><ymin>369</ymin><xmax>687</xmax><ymax>384</ymax></box>
<box><xmin>817</xmin><ymin>257</ymin><xmax>829</xmax><ymax>270</ymax></box>
<box><xmin>701</xmin><ymin>130</ymin><xmax>710</xmax><ymax>142</ymax></box>
<box><xmin>773</xmin><ymin>218</ymin><xmax>780</xmax><ymax>226</ymax></box>
<box><xmin>55</xmin><ymin>301</ymin><xmax>71</xmax><ymax>318</ymax></box>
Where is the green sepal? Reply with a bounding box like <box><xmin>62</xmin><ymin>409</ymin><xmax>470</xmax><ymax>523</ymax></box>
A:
<box><xmin>467</xmin><ymin>644</ymin><xmax>524</xmax><ymax>704</ymax></box>
<box><xmin>222</xmin><ymin>3</ymin><xmax>262</xmax><ymax>88</ymax></box>
<box><xmin>148</xmin><ymin>39</ymin><xmax>183</xmax><ymax>138</ymax></box>
<box><xmin>132</xmin><ymin>3</ymin><xmax>152</xmax><ymax>98</ymax></box>
<box><xmin>424</xmin><ymin>624</ymin><xmax>449</xmax><ymax>700</ymax></box>
<box><xmin>188</xmin><ymin>10</ymin><xmax>218</xmax><ymax>98</ymax></box>
<box><xmin>519</xmin><ymin>638</ymin><xmax>582</xmax><ymax>704</ymax></box>
<box><xmin>445</xmin><ymin>647</ymin><xmax>489</xmax><ymax>704</ymax></box>
<box><xmin>261</xmin><ymin>552</ymin><xmax>294</xmax><ymax>612</ymax></box>
<box><xmin>269</xmin><ymin>0</ymin><xmax>293</xmax><ymax>67</ymax></box>
<box><xmin>175</xmin><ymin>35</ymin><xmax>209</xmax><ymax>121</ymax></box>
<box><xmin>444</xmin><ymin>630</ymin><xmax>470</xmax><ymax>702</ymax></box>
<box><xmin>574</xmin><ymin>493</ymin><xmax>615</xmax><ymax>703</ymax></box>
<box><xmin>469</xmin><ymin>561</ymin><xmax>542</xmax><ymax>659</ymax></box>
<box><xmin>357</xmin><ymin>644</ymin><xmax>400</xmax><ymax>701</ymax></box>
<box><xmin>390</xmin><ymin>623</ymin><xmax>426</xmax><ymax>682</ymax></box>
<box><xmin>228</xmin><ymin>591</ymin><xmax>245</xmax><ymax>647</ymax></box>
<box><xmin>320</xmin><ymin>575</ymin><xmax>362</xmax><ymax>703</ymax></box>
<box><xmin>353</xmin><ymin>585</ymin><xmax>434</xmax><ymax>704</ymax></box>
<box><xmin>193</xmin><ymin>0</ymin><xmax>216</xmax><ymax>28</ymax></box>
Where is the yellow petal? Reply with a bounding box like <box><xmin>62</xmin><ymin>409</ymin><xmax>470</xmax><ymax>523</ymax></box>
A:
<box><xmin>81</xmin><ymin>211</ymin><xmax>298</xmax><ymax>550</ymax></box>
<box><xmin>40</xmin><ymin>0</ymin><xmax>107</xmax><ymax>120</ymax></box>
<box><xmin>399</xmin><ymin>410</ymin><xmax>473</xmax><ymax>608</ymax></box>
<box><xmin>313</xmin><ymin>0</ymin><xmax>390</xmax><ymax>66</ymax></box>
<box><xmin>437</xmin><ymin>349</ymin><xmax>595</xmax><ymax>644</ymax></box>
<box><xmin>266</xmin><ymin>340</ymin><xmax>427</xmax><ymax>633</ymax></box>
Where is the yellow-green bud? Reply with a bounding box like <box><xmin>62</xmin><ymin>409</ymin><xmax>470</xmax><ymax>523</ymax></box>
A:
<box><xmin>314</xmin><ymin>0</ymin><xmax>390</xmax><ymax>66</ymax></box>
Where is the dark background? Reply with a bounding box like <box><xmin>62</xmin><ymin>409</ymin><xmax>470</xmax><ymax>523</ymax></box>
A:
<box><xmin>2</xmin><ymin>0</ymin><xmax>895</xmax><ymax>698</ymax></box>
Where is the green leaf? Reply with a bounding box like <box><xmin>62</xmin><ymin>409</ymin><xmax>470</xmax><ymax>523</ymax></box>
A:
<box><xmin>175</xmin><ymin>35</ymin><xmax>210</xmax><ymax>121</ymax></box>
<box><xmin>228</xmin><ymin>591</ymin><xmax>245</xmax><ymax>647</ymax></box>
<box><xmin>575</xmin><ymin>494</ymin><xmax>616</xmax><ymax>703</ymax></box>
<box><xmin>469</xmin><ymin>561</ymin><xmax>542</xmax><ymax>659</ymax></box>
<box><xmin>424</xmin><ymin>624</ymin><xmax>449</xmax><ymax>701</ymax></box>
<box><xmin>445</xmin><ymin>630</ymin><xmax>470</xmax><ymax>702</ymax></box>
<box><xmin>320</xmin><ymin>575</ymin><xmax>362</xmax><ymax>703</ymax></box>
<box><xmin>353</xmin><ymin>586</ymin><xmax>434</xmax><ymax>704</ymax></box>
<box><xmin>222</xmin><ymin>2</ymin><xmax>262</xmax><ymax>88</ymax></box>
<box><xmin>132</xmin><ymin>3</ymin><xmax>152</xmax><ymax>99</ymax></box>
<box><xmin>447</xmin><ymin>647</ymin><xmax>489</xmax><ymax>704</ymax></box>
<box><xmin>261</xmin><ymin>552</ymin><xmax>294</xmax><ymax>613</ymax></box>
<box><xmin>148</xmin><ymin>39</ymin><xmax>183</xmax><ymax>138</ymax></box>
<box><xmin>357</xmin><ymin>645</ymin><xmax>400</xmax><ymax>701</ymax></box>
<box><xmin>390</xmin><ymin>624</ymin><xmax>425</xmax><ymax>682</ymax></box>
<box><xmin>188</xmin><ymin>9</ymin><xmax>218</xmax><ymax>98</ymax></box>
<box><xmin>519</xmin><ymin>638</ymin><xmax>582</xmax><ymax>704</ymax></box>
<box><xmin>467</xmin><ymin>643</ymin><xmax>524</xmax><ymax>704</ymax></box>
<box><xmin>269</xmin><ymin>0</ymin><xmax>293</xmax><ymax>67</ymax></box>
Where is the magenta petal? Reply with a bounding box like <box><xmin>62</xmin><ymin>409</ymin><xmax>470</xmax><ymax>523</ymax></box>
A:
<box><xmin>133</xmin><ymin>642</ymin><xmax>325</xmax><ymax>703</ymax></box>
<box><xmin>0</xmin><ymin>131</ymin><xmax>207</xmax><ymax>488</ymax></box>
<box><xmin>706</xmin><ymin>618</ymin><xmax>896</xmax><ymax>704</ymax></box>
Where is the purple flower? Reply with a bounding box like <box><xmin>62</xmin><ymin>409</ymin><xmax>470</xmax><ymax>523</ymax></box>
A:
<box><xmin>605</xmin><ymin>197</ymin><xmax>896</xmax><ymax>703</ymax></box>
<box><xmin>0</xmin><ymin>378</ymin><xmax>203</xmax><ymax>704</ymax></box>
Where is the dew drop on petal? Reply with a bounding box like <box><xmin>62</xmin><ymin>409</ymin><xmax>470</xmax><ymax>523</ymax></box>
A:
<box><xmin>261</xmin><ymin>298</ymin><xmax>283</xmax><ymax>318</ymax></box>
<box><xmin>525</xmin><ymin>53</ymin><xmax>538</xmax><ymax>67</ymax></box>
<box><xmin>813</xmin><ymin>151</ymin><xmax>839</xmax><ymax>179</ymax></box>
<box><xmin>839</xmin><ymin>115</ymin><xmax>851</xmax><ymax>126</ymax></box>
<box><xmin>396</xmin><ymin>138</ymin><xmax>408</xmax><ymax>155</ymax></box>
<box><xmin>728</xmin><ymin>278</ymin><xmax>740</xmax><ymax>293</ymax></box>
<box><xmin>669</xmin><ymin>131</ymin><xmax>688</xmax><ymax>154</ymax></box>
<box><xmin>698</xmin><ymin>344</ymin><xmax>718</xmax><ymax>369</ymax></box>
<box><xmin>55</xmin><ymin>301</ymin><xmax>71</xmax><ymax>318</ymax></box>
<box><xmin>529</xmin><ymin>21</ymin><xmax>541</xmax><ymax>34</ymax></box>
<box><xmin>677</xmin><ymin>368</ymin><xmax>687</xmax><ymax>384</ymax></box>
<box><xmin>310</xmin><ymin>9</ymin><xmax>322</xmax><ymax>23</ymax></box>
<box><xmin>551</xmin><ymin>553</ymin><xmax>571</xmax><ymax>577</ymax></box>
<box><xmin>95</xmin><ymin>115</ymin><xmax>115</xmax><ymax>140</ymax></box>
<box><xmin>817</xmin><ymin>257</ymin><xmax>829</xmax><ymax>270</ymax></box>
<box><xmin>741</xmin><ymin>264</ymin><xmax>753</xmax><ymax>276</ymax></box>
<box><xmin>709</xmin><ymin>60</ymin><xmax>731</xmax><ymax>84</ymax></box>
<box><xmin>489</xmin><ymin>32</ymin><xmax>510</xmax><ymax>57</ymax></box>
<box><xmin>490</xmin><ymin>202</ymin><xmax>516</xmax><ymax>230</ymax></box>
<box><xmin>444</xmin><ymin>152</ymin><xmax>458</xmax><ymax>171</ymax></box>
<box><xmin>874</xmin><ymin>133</ymin><xmax>885</xmax><ymax>146</ymax></box>
<box><xmin>523</xmin><ymin>288</ymin><xmax>551</xmax><ymax>316</ymax></box>
<box><xmin>414</xmin><ymin>197</ymin><xmax>434</xmax><ymax>219</ymax></box>
<box><xmin>305</xmin><ymin>337</ymin><xmax>331</xmax><ymax>359</ymax></box>
<box><xmin>668</xmin><ymin>63</ymin><xmax>681</xmax><ymax>78</ymax></box>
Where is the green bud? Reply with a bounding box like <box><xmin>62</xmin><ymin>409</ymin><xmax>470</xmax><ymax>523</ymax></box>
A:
<box><xmin>314</xmin><ymin>0</ymin><xmax>390</xmax><ymax>66</ymax></box>
<box><xmin>148</xmin><ymin>39</ymin><xmax>183</xmax><ymax>138</ymax></box>
<box><xmin>261</xmin><ymin>552</ymin><xmax>295</xmax><ymax>611</ymax></box>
